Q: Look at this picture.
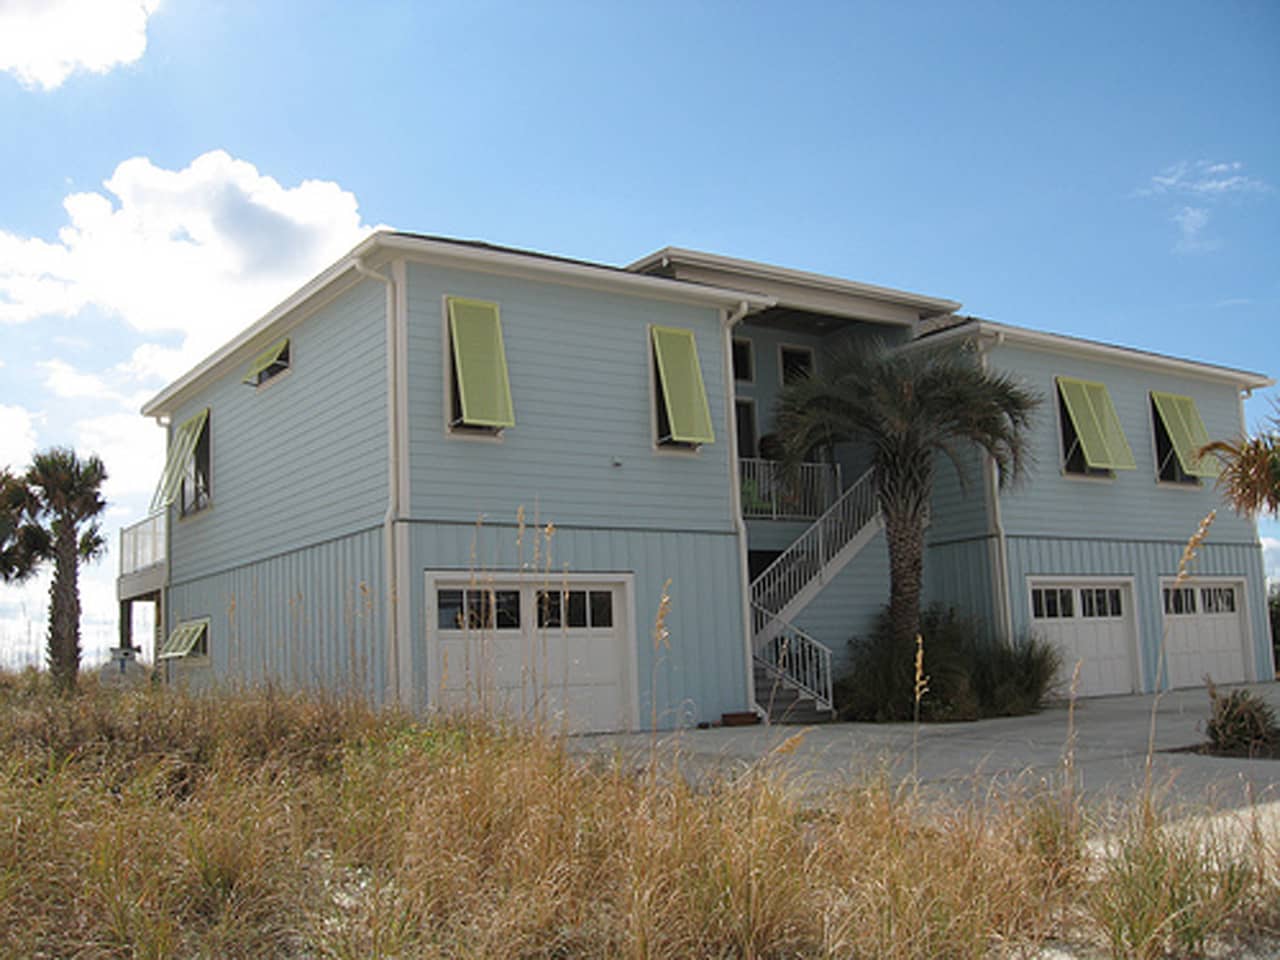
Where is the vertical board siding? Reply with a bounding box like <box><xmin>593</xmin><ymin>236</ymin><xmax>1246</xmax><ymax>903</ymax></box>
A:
<box><xmin>166</xmin><ymin>527</ymin><xmax>388</xmax><ymax>702</ymax></box>
<box><xmin>168</xmin><ymin>280</ymin><xmax>388</xmax><ymax>582</ymax></box>
<box><xmin>1006</xmin><ymin>535</ymin><xmax>1271</xmax><ymax>690</ymax></box>
<box><xmin>991</xmin><ymin>342</ymin><xmax>1257</xmax><ymax>545</ymax></box>
<box><xmin>923</xmin><ymin>537</ymin><xmax>999</xmax><ymax>638</ymax></box>
<box><xmin>405</xmin><ymin>263</ymin><xmax>735</xmax><ymax>532</ymax></box>
<box><xmin>406</xmin><ymin>519</ymin><xmax>749</xmax><ymax>729</ymax></box>
<box><xmin>792</xmin><ymin>528</ymin><xmax>892</xmax><ymax>675</ymax></box>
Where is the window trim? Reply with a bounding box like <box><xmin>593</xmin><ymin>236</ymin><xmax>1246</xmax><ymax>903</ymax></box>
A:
<box><xmin>777</xmin><ymin>343</ymin><xmax>816</xmax><ymax>387</ymax></box>
<box><xmin>442</xmin><ymin>296</ymin><xmax>515</xmax><ymax>439</ymax></box>
<box><xmin>649</xmin><ymin>324</ymin><xmax>715</xmax><ymax>451</ymax></box>
<box><xmin>158</xmin><ymin>617</ymin><xmax>210</xmax><ymax>662</ymax></box>
<box><xmin>731</xmin><ymin>336</ymin><xmax>755</xmax><ymax>385</ymax></box>
<box><xmin>1055</xmin><ymin>377</ymin><xmax>1136</xmax><ymax>475</ymax></box>
<box><xmin>1150</xmin><ymin>391</ymin><xmax>1219</xmax><ymax>480</ymax></box>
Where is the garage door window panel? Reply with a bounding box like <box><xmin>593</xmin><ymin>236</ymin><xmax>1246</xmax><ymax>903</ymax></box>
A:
<box><xmin>1163</xmin><ymin>586</ymin><xmax>1197</xmax><ymax>616</ymax></box>
<box><xmin>437</xmin><ymin>588</ymin><xmax>521</xmax><ymax>630</ymax></box>
<box><xmin>1032</xmin><ymin>587</ymin><xmax>1074</xmax><ymax>619</ymax></box>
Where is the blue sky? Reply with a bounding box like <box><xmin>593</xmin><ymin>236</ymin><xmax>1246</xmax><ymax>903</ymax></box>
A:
<box><xmin>1</xmin><ymin>0</ymin><xmax>1277</xmax><ymax>664</ymax></box>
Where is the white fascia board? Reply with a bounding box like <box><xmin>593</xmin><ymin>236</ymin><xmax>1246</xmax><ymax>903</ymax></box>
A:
<box><xmin>628</xmin><ymin>246</ymin><xmax>962</xmax><ymax>318</ymax></box>
<box><xmin>922</xmin><ymin>319</ymin><xmax>1274</xmax><ymax>390</ymax></box>
<box><xmin>142</xmin><ymin>232</ymin><xmax>774</xmax><ymax>419</ymax></box>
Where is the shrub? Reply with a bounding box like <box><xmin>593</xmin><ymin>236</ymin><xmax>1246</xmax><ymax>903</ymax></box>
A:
<box><xmin>1205</xmin><ymin>681</ymin><xmax>1279</xmax><ymax>756</ymax></box>
<box><xmin>834</xmin><ymin>605</ymin><xmax>1061</xmax><ymax>722</ymax></box>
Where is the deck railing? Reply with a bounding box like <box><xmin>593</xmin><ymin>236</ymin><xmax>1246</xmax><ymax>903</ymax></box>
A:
<box><xmin>738</xmin><ymin>458</ymin><xmax>842</xmax><ymax>520</ymax></box>
<box><xmin>119</xmin><ymin>512</ymin><xmax>166</xmax><ymax>576</ymax></box>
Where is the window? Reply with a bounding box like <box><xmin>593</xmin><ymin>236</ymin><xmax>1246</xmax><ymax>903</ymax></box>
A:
<box><xmin>1032</xmin><ymin>587</ymin><xmax>1074</xmax><ymax>619</ymax></box>
<box><xmin>1081</xmin><ymin>587</ymin><xmax>1123</xmax><ymax>618</ymax></box>
<box><xmin>780</xmin><ymin>345</ymin><xmax>814</xmax><ymax>385</ymax></box>
<box><xmin>1163</xmin><ymin>586</ymin><xmax>1197</xmax><ymax>615</ymax></box>
<box><xmin>1201</xmin><ymin>586</ymin><xmax>1236</xmax><ymax>614</ymax></box>
<box><xmin>735</xmin><ymin>399</ymin><xmax>757</xmax><ymax>457</ymax></box>
<box><xmin>536</xmin><ymin>589</ymin><xmax>613</xmax><ymax>628</ymax></box>
<box><xmin>151</xmin><ymin>409</ymin><xmax>210</xmax><ymax>515</ymax></box>
<box><xmin>1055</xmin><ymin>377</ymin><xmax>1135</xmax><ymax>476</ymax></box>
<box><xmin>1150</xmin><ymin>392</ymin><xmax>1218</xmax><ymax>483</ymax></box>
<box><xmin>732</xmin><ymin>338</ymin><xmax>754</xmax><ymax>383</ymax></box>
<box><xmin>651</xmin><ymin>325</ymin><xmax>715</xmax><ymax>448</ymax></box>
<box><xmin>437</xmin><ymin>588</ymin><xmax>521</xmax><ymax>630</ymax></box>
<box><xmin>445</xmin><ymin>297</ymin><xmax>515</xmax><ymax>433</ymax></box>
<box><xmin>158</xmin><ymin>618</ymin><xmax>209</xmax><ymax>660</ymax></box>
<box><xmin>243</xmin><ymin>338</ymin><xmax>290</xmax><ymax>387</ymax></box>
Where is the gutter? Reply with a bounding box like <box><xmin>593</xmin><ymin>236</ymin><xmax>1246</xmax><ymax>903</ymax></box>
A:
<box><xmin>353</xmin><ymin>256</ymin><xmax>404</xmax><ymax>706</ymax></box>
<box><xmin>720</xmin><ymin>300</ymin><xmax>762</xmax><ymax>717</ymax></box>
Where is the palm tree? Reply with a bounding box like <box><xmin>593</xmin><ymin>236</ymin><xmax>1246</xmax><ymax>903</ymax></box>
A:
<box><xmin>0</xmin><ymin>449</ymin><xmax>108</xmax><ymax>692</ymax></box>
<box><xmin>774</xmin><ymin>340</ymin><xmax>1039</xmax><ymax>650</ymax></box>
<box><xmin>1201</xmin><ymin>402</ymin><xmax>1280</xmax><ymax>517</ymax></box>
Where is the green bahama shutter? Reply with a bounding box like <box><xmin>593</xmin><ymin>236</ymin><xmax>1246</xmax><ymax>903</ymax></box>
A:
<box><xmin>243</xmin><ymin>338</ymin><xmax>290</xmax><ymax>384</ymax></box>
<box><xmin>158</xmin><ymin>620</ymin><xmax>208</xmax><ymax>660</ymax></box>
<box><xmin>1151</xmin><ymin>392</ymin><xmax>1220</xmax><ymax>477</ymax></box>
<box><xmin>447</xmin><ymin>298</ymin><xmax>515</xmax><ymax>429</ymax></box>
<box><xmin>1056</xmin><ymin>378</ymin><xmax>1136</xmax><ymax>470</ymax></box>
<box><xmin>652</xmin><ymin>326</ymin><xmax>715</xmax><ymax>445</ymax></box>
<box><xmin>150</xmin><ymin>409</ymin><xmax>209</xmax><ymax>512</ymax></box>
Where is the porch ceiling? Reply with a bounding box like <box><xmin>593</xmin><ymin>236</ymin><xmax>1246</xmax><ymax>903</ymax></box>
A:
<box><xmin>742</xmin><ymin>306</ymin><xmax>855</xmax><ymax>335</ymax></box>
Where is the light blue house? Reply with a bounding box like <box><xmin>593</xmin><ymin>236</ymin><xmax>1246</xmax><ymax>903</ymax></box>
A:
<box><xmin>116</xmin><ymin>233</ymin><xmax>1274</xmax><ymax>729</ymax></box>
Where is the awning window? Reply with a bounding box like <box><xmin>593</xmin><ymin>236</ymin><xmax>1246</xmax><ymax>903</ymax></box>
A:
<box><xmin>244</xmin><ymin>338</ymin><xmax>290</xmax><ymax>385</ymax></box>
<box><xmin>151</xmin><ymin>409</ymin><xmax>209</xmax><ymax>512</ymax></box>
<box><xmin>1151</xmin><ymin>392</ymin><xmax>1219</xmax><ymax>477</ymax></box>
<box><xmin>158</xmin><ymin>619</ymin><xmax>209</xmax><ymax>660</ymax></box>
<box><xmin>652</xmin><ymin>326</ymin><xmax>715</xmax><ymax>446</ymax></box>
<box><xmin>1056</xmin><ymin>378</ymin><xmax>1135</xmax><ymax>471</ymax></box>
<box><xmin>447</xmin><ymin>298</ymin><xmax>515</xmax><ymax>429</ymax></box>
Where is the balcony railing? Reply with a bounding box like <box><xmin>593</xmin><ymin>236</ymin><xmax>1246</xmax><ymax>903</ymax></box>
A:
<box><xmin>739</xmin><ymin>458</ymin><xmax>842</xmax><ymax>520</ymax></box>
<box><xmin>119</xmin><ymin>512</ymin><xmax>166</xmax><ymax>577</ymax></box>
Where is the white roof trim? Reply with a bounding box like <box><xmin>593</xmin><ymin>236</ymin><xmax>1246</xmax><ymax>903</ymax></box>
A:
<box><xmin>142</xmin><ymin>232</ymin><xmax>775</xmax><ymax>418</ymax></box>
<box><xmin>921</xmin><ymin>319</ymin><xmax>1273</xmax><ymax>390</ymax></box>
<box><xmin>628</xmin><ymin>246</ymin><xmax>962</xmax><ymax>317</ymax></box>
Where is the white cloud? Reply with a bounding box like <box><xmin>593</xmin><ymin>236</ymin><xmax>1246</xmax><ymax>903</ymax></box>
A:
<box><xmin>1141</xmin><ymin>160</ymin><xmax>1271</xmax><ymax>198</ymax></box>
<box><xmin>0</xmin><ymin>404</ymin><xmax>39</xmax><ymax>470</ymax></box>
<box><xmin>0</xmin><ymin>0</ymin><xmax>160</xmax><ymax>91</ymax></box>
<box><xmin>1172</xmin><ymin>206</ymin><xmax>1216</xmax><ymax>254</ymax></box>
<box><xmin>0</xmin><ymin>149</ymin><xmax>381</xmax><ymax>381</ymax></box>
<box><xmin>74</xmin><ymin>412</ymin><xmax>164</xmax><ymax>503</ymax></box>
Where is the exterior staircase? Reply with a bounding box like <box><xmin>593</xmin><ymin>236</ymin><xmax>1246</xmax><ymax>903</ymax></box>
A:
<box><xmin>750</xmin><ymin>468</ymin><xmax>882</xmax><ymax>723</ymax></box>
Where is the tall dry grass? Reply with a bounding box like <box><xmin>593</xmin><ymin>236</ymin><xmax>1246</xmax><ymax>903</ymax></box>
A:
<box><xmin>2</xmin><ymin>671</ymin><xmax>1279</xmax><ymax>958</ymax></box>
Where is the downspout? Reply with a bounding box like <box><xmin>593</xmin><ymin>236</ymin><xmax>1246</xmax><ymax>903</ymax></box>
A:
<box><xmin>354</xmin><ymin>257</ymin><xmax>401</xmax><ymax>705</ymax></box>
<box><xmin>977</xmin><ymin>331</ymin><xmax>1015</xmax><ymax>641</ymax></box>
<box><xmin>721</xmin><ymin>300</ymin><xmax>758</xmax><ymax>716</ymax></box>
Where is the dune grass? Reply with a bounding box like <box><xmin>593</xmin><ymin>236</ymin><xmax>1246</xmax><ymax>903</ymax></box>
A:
<box><xmin>2</xmin><ymin>670</ymin><xmax>1279</xmax><ymax>959</ymax></box>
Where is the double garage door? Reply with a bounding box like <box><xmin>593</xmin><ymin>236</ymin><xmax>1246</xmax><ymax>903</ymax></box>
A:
<box><xmin>426</xmin><ymin>574</ymin><xmax>635</xmax><ymax>733</ymax></box>
<box><xmin>1029</xmin><ymin>578</ymin><xmax>1251</xmax><ymax>698</ymax></box>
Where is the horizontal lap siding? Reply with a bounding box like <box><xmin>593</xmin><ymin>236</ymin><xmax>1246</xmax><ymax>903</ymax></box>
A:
<box><xmin>166</xmin><ymin>528</ymin><xmax>388</xmax><ymax>702</ymax></box>
<box><xmin>405</xmin><ymin>263</ymin><xmax>735</xmax><ymax>532</ymax></box>
<box><xmin>168</xmin><ymin>280</ymin><xmax>388</xmax><ymax>582</ymax></box>
<box><xmin>990</xmin><ymin>343</ymin><xmax>1257</xmax><ymax>545</ymax></box>
<box><xmin>406</xmin><ymin>520</ymin><xmax>749</xmax><ymax>729</ymax></box>
<box><xmin>923</xmin><ymin>537</ymin><xmax>998</xmax><ymax>638</ymax></box>
<box><xmin>1006</xmin><ymin>536</ymin><xmax>1271</xmax><ymax>690</ymax></box>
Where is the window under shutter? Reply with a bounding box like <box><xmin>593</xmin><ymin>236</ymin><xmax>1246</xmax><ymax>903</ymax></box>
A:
<box><xmin>150</xmin><ymin>409</ymin><xmax>209</xmax><ymax>512</ymax></box>
<box><xmin>158</xmin><ymin>620</ymin><xmax>208</xmax><ymax>660</ymax></box>
<box><xmin>243</xmin><ymin>338</ymin><xmax>290</xmax><ymax>384</ymax></box>
<box><xmin>1056</xmin><ymin>378</ymin><xmax>1135</xmax><ymax>470</ymax></box>
<box><xmin>652</xmin><ymin>326</ymin><xmax>715</xmax><ymax>445</ymax></box>
<box><xmin>1151</xmin><ymin>392</ymin><xmax>1219</xmax><ymax>477</ymax></box>
<box><xmin>447</xmin><ymin>298</ymin><xmax>515</xmax><ymax>428</ymax></box>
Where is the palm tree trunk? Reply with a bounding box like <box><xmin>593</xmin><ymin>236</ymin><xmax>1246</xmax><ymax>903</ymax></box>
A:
<box><xmin>47</xmin><ymin>528</ymin><xmax>81</xmax><ymax>694</ymax></box>
<box><xmin>882</xmin><ymin>506</ymin><xmax>926</xmax><ymax>653</ymax></box>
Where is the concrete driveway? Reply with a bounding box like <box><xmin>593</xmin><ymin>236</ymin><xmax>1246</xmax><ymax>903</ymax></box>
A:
<box><xmin>578</xmin><ymin>682</ymin><xmax>1280</xmax><ymax>810</ymax></box>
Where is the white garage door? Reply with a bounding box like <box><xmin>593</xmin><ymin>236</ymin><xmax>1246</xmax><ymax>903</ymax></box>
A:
<box><xmin>428</xmin><ymin>575</ymin><xmax>634</xmax><ymax>733</ymax></box>
<box><xmin>1029</xmin><ymin>581</ymin><xmax>1137</xmax><ymax>697</ymax></box>
<box><xmin>1161</xmin><ymin>580</ymin><xmax>1249</xmax><ymax>689</ymax></box>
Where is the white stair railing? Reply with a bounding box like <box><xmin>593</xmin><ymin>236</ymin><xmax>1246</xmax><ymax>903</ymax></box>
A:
<box><xmin>750</xmin><ymin>467</ymin><xmax>879</xmax><ymax>619</ymax></box>
<box><xmin>751</xmin><ymin>602</ymin><xmax>833</xmax><ymax>711</ymax></box>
